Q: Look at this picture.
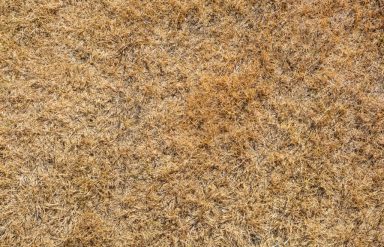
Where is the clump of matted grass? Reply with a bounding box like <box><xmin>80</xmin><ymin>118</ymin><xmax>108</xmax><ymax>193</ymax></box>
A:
<box><xmin>1</xmin><ymin>0</ymin><xmax>383</xmax><ymax>246</ymax></box>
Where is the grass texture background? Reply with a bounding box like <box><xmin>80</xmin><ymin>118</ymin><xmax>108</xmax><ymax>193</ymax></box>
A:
<box><xmin>1</xmin><ymin>0</ymin><xmax>383</xmax><ymax>246</ymax></box>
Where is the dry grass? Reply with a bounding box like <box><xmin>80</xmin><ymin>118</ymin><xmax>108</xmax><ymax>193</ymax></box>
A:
<box><xmin>1</xmin><ymin>0</ymin><xmax>383</xmax><ymax>246</ymax></box>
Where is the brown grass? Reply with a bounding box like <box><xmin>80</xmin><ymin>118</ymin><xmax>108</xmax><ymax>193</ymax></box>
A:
<box><xmin>1</xmin><ymin>0</ymin><xmax>383</xmax><ymax>246</ymax></box>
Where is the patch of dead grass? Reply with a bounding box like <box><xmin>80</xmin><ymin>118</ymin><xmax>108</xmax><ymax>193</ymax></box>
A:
<box><xmin>0</xmin><ymin>0</ymin><xmax>383</xmax><ymax>246</ymax></box>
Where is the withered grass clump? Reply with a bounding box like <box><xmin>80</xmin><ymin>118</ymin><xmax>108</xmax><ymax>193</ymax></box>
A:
<box><xmin>0</xmin><ymin>0</ymin><xmax>383</xmax><ymax>246</ymax></box>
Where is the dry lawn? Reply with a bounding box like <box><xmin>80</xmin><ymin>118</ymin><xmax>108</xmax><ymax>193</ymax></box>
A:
<box><xmin>1</xmin><ymin>0</ymin><xmax>384</xmax><ymax>246</ymax></box>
